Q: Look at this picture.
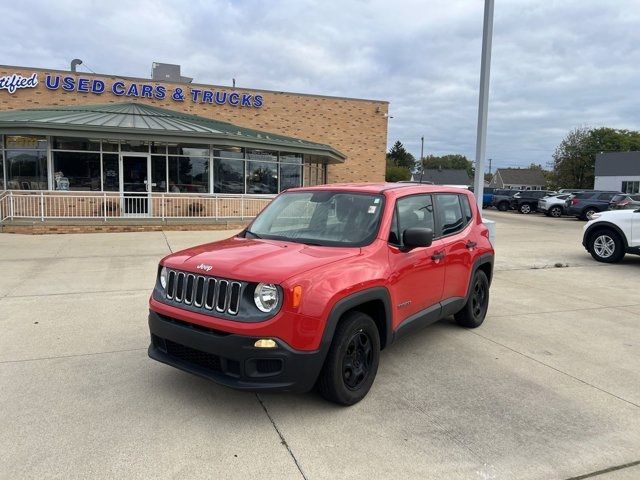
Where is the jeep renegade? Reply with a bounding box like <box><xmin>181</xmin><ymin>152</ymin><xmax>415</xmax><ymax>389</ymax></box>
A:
<box><xmin>148</xmin><ymin>183</ymin><xmax>494</xmax><ymax>405</ymax></box>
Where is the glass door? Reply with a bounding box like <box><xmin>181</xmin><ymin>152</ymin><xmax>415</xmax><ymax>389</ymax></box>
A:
<box><xmin>120</xmin><ymin>154</ymin><xmax>151</xmax><ymax>215</ymax></box>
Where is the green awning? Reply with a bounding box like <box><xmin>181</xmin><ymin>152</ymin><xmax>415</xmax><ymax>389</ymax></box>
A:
<box><xmin>0</xmin><ymin>102</ymin><xmax>346</xmax><ymax>163</ymax></box>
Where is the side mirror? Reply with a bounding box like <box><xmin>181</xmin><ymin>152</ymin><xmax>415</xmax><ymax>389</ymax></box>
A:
<box><xmin>403</xmin><ymin>227</ymin><xmax>433</xmax><ymax>249</ymax></box>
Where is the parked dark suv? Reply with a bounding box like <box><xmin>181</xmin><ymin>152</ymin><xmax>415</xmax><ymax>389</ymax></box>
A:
<box><xmin>491</xmin><ymin>189</ymin><xmax>520</xmax><ymax>211</ymax></box>
<box><xmin>566</xmin><ymin>191</ymin><xmax>621</xmax><ymax>220</ymax></box>
<box><xmin>511</xmin><ymin>190</ymin><xmax>554</xmax><ymax>214</ymax></box>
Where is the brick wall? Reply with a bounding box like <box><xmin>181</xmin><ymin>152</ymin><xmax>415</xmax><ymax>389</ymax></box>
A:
<box><xmin>0</xmin><ymin>66</ymin><xmax>388</xmax><ymax>183</ymax></box>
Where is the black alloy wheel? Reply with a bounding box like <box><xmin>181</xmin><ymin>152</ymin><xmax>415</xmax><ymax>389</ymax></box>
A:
<box><xmin>317</xmin><ymin>311</ymin><xmax>380</xmax><ymax>405</ymax></box>
<box><xmin>497</xmin><ymin>201</ymin><xmax>509</xmax><ymax>211</ymax></box>
<box><xmin>455</xmin><ymin>269</ymin><xmax>490</xmax><ymax>328</ymax></box>
<box><xmin>342</xmin><ymin>331</ymin><xmax>373</xmax><ymax>390</ymax></box>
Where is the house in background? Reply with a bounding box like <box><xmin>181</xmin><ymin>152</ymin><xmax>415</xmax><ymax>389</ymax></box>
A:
<box><xmin>488</xmin><ymin>168</ymin><xmax>547</xmax><ymax>190</ymax></box>
<box><xmin>411</xmin><ymin>168</ymin><xmax>472</xmax><ymax>187</ymax></box>
<box><xmin>594</xmin><ymin>152</ymin><xmax>640</xmax><ymax>194</ymax></box>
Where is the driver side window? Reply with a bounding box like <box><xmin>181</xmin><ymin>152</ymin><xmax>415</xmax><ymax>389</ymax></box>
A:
<box><xmin>389</xmin><ymin>195</ymin><xmax>435</xmax><ymax>245</ymax></box>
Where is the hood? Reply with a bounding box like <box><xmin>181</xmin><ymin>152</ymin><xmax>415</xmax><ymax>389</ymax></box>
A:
<box><xmin>161</xmin><ymin>236</ymin><xmax>361</xmax><ymax>284</ymax></box>
<box><xmin>593</xmin><ymin>209</ymin><xmax>637</xmax><ymax>220</ymax></box>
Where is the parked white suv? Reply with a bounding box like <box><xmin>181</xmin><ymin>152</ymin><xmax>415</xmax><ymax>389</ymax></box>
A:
<box><xmin>583</xmin><ymin>209</ymin><xmax>640</xmax><ymax>263</ymax></box>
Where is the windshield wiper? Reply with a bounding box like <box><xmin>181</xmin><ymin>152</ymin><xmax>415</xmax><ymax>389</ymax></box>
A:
<box><xmin>245</xmin><ymin>230</ymin><xmax>262</xmax><ymax>239</ymax></box>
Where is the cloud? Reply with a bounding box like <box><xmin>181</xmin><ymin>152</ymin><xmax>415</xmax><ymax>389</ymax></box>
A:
<box><xmin>1</xmin><ymin>0</ymin><xmax>639</xmax><ymax>169</ymax></box>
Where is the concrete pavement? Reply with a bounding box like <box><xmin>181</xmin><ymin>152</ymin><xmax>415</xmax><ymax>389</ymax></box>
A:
<box><xmin>0</xmin><ymin>211</ymin><xmax>639</xmax><ymax>479</ymax></box>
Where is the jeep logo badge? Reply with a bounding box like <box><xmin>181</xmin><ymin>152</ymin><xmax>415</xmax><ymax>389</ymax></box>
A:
<box><xmin>196</xmin><ymin>263</ymin><xmax>213</xmax><ymax>272</ymax></box>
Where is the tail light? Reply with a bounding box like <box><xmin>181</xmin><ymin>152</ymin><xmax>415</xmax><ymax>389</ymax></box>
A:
<box><xmin>571</xmin><ymin>198</ymin><xmax>579</xmax><ymax>205</ymax></box>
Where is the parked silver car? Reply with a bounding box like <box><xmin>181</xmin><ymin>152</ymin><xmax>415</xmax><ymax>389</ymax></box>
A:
<box><xmin>538</xmin><ymin>194</ymin><xmax>571</xmax><ymax>217</ymax></box>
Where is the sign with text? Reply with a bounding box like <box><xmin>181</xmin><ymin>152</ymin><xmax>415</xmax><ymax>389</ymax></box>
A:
<box><xmin>0</xmin><ymin>72</ymin><xmax>264</xmax><ymax>108</ymax></box>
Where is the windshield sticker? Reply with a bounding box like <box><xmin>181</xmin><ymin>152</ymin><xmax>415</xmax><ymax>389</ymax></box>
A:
<box><xmin>368</xmin><ymin>206</ymin><xmax>377</xmax><ymax>214</ymax></box>
<box><xmin>373</xmin><ymin>198</ymin><xmax>380</xmax><ymax>204</ymax></box>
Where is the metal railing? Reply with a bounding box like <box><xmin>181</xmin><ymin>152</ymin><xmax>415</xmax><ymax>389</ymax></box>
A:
<box><xmin>0</xmin><ymin>191</ymin><xmax>275</xmax><ymax>223</ymax></box>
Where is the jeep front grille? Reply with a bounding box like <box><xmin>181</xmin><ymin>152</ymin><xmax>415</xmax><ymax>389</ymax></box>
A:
<box><xmin>165</xmin><ymin>269</ymin><xmax>243</xmax><ymax>316</ymax></box>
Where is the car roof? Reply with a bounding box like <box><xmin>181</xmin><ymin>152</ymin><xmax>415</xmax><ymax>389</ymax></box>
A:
<box><xmin>286</xmin><ymin>182</ymin><xmax>473</xmax><ymax>196</ymax></box>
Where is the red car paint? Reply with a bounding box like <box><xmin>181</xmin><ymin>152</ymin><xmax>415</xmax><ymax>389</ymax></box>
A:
<box><xmin>149</xmin><ymin>183</ymin><xmax>493</xmax><ymax>352</ymax></box>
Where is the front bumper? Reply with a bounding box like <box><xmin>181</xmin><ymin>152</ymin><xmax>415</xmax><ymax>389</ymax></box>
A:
<box><xmin>148</xmin><ymin>310</ymin><xmax>325</xmax><ymax>393</ymax></box>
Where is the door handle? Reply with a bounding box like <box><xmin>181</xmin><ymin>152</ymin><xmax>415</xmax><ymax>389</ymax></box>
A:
<box><xmin>466</xmin><ymin>241</ymin><xmax>477</xmax><ymax>249</ymax></box>
<box><xmin>431</xmin><ymin>250</ymin><xmax>446</xmax><ymax>261</ymax></box>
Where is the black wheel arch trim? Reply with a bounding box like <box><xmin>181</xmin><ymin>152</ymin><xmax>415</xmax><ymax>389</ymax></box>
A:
<box><xmin>320</xmin><ymin>286</ymin><xmax>393</xmax><ymax>354</ymax></box>
<box><xmin>583</xmin><ymin>222</ymin><xmax>629</xmax><ymax>249</ymax></box>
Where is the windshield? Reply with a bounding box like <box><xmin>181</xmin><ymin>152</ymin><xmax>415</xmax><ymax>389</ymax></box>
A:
<box><xmin>246</xmin><ymin>191</ymin><xmax>385</xmax><ymax>247</ymax></box>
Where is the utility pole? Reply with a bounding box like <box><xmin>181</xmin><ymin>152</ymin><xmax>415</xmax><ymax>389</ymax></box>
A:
<box><xmin>488</xmin><ymin>158</ymin><xmax>492</xmax><ymax>175</ymax></box>
<box><xmin>472</xmin><ymin>0</ymin><xmax>495</xmax><ymax>210</ymax></box>
<box><xmin>418</xmin><ymin>136</ymin><xmax>425</xmax><ymax>183</ymax></box>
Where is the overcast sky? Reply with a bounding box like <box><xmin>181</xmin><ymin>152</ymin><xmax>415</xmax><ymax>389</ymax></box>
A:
<box><xmin>1</xmin><ymin>0</ymin><xmax>639</xmax><ymax>170</ymax></box>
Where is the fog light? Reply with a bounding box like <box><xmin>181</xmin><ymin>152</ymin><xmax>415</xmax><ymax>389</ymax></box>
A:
<box><xmin>254</xmin><ymin>339</ymin><xmax>277</xmax><ymax>348</ymax></box>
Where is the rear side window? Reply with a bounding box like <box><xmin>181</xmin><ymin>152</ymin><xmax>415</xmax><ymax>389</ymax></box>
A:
<box><xmin>597</xmin><ymin>193</ymin><xmax>616</xmax><ymax>201</ymax></box>
<box><xmin>574</xmin><ymin>192</ymin><xmax>594</xmax><ymax>199</ymax></box>
<box><xmin>389</xmin><ymin>194</ymin><xmax>435</xmax><ymax>245</ymax></box>
<box><xmin>435</xmin><ymin>194</ymin><xmax>465</xmax><ymax>236</ymax></box>
<box><xmin>461</xmin><ymin>195</ymin><xmax>473</xmax><ymax>223</ymax></box>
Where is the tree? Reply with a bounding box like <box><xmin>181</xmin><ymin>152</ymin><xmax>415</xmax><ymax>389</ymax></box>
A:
<box><xmin>420</xmin><ymin>154</ymin><xmax>474</xmax><ymax>178</ymax></box>
<box><xmin>551</xmin><ymin>127</ymin><xmax>640</xmax><ymax>189</ymax></box>
<box><xmin>552</xmin><ymin>128</ymin><xmax>592</xmax><ymax>189</ymax></box>
<box><xmin>385</xmin><ymin>166</ymin><xmax>411</xmax><ymax>182</ymax></box>
<box><xmin>386</xmin><ymin>141</ymin><xmax>416</xmax><ymax>169</ymax></box>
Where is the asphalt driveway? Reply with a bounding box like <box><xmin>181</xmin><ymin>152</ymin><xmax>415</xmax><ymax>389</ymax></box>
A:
<box><xmin>1</xmin><ymin>211</ymin><xmax>639</xmax><ymax>479</ymax></box>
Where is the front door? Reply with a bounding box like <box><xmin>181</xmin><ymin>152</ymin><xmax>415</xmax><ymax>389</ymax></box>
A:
<box><xmin>121</xmin><ymin>155</ymin><xmax>151</xmax><ymax>215</ymax></box>
<box><xmin>387</xmin><ymin>194</ymin><xmax>446</xmax><ymax>330</ymax></box>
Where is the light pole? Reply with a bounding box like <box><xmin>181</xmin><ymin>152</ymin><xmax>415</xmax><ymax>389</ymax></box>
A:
<box><xmin>419</xmin><ymin>136</ymin><xmax>425</xmax><ymax>183</ymax></box>
<box><xmin>472</xmin><ymin>0</ymin><xmax>495</xmax><ymax>210</ymax></box>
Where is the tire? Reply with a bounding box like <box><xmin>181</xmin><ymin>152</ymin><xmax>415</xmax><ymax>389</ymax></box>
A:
<box><xmin>519</xmin><ymin>203</ymin><xmax>532</xmax><ymax>214</ymax></box>
<box><xmin>549</xmin><ymin>206</ymin><xmax>562</xmax><ymax>218</ymax></box>
<box><xmin>317</xmin><ymin>311</ymin><xmax>380</xmax><ymax>405</ymax></box>
<box><xmin>582</xmin><ymin>208</ymin><xmax>597</xmax><ymax>220</ymax></box>
<box><xmin>455</xmin><ymin>270</ymin><xmax>490</xmax><ymax>328</ymax></box>
<box><xmin>588</xmin><ymin>229</ymin><xmax>625</xmax><ymax>263</ymax></box>
<box><xmin>497</xmin><ymin>201</ymin><xmax>509</xmax><ymax>212</ymax></box>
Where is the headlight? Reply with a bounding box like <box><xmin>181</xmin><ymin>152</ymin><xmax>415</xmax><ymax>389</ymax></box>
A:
<box><xmin>160</xmin><ymin>266</ymin><xmax>168</xmax><ymax>289</ymax></box>
<box><xmin>254</xmin><ymin>283</ymin><xmax>279</xmax><ymax>313</ymax></box>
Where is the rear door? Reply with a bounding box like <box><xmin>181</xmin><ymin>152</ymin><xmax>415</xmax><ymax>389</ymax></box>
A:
<box><xmin>387</xmin><ymin>194</ymin><xmax>446</xmax><ymax>328</ymax></box>
<box><xmin>434</xmin><ymin>194</ymin><xmax>475</xmax><ymax>301</ymax></box>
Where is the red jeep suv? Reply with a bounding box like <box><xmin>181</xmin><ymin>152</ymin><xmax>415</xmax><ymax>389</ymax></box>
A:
<box><xmin>148</xmin><ymin>183</ymin><xmax>494</xmax><ymax>405</ymax></box>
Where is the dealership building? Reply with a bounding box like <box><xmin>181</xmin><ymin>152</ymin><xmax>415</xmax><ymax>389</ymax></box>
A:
<box><xmin>0</xmin><ymin>64</ymin><xmax>388</xmax><ymax>228</ymax></box>
<box><xmin>594</xmin><ymin>152</ymin><xmax>640</xmax><ymax>194</ymax></box>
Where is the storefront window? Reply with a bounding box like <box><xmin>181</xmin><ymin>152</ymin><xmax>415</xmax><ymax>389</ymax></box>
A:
<box><xmin>152</xmin><ymin>156</ymin><xmax>167</xmax><ymax>192</ymax></box>
<box><xmin>247</xmin><ymin>161</ymin><xmax>278</xmax><ymax>194</ymax></box>
<box><xmin>121</xmin><ymin>140</ymin><xmax>149</xmax><ymax>152</ymax></box>
<box><xmin>168</xmin><ymin>156</ymin><xmax>209</xmax><ymax>193</ymax></box>
<box><xmin>213</xmin><ymin>146</ymin><xmax>243</xmax><ymax>159</ymax></box>
<box><xmin>168</xmin><ymin>143</ymin><xmax>209</xmax><ymax>157</ymax></box>
<box><xmin>102</xmin><ymin>154</ymin><xmax>119</xmax><ymax>192</ymax></box>
<box><xmin>280</xmin><ymin>163</ymin><xmax>302</xmax><ymax>191</ymax></box>
<box><xmin>280</xmin><ymin>152</ymin><xmax>303</xmax><ymax>164</ymax></box>
<box><xmin>247</xmin><ymin>149</ymin><xmax>277</xmax><ymax>162</ymax></box>
<box><xmin>102</xmin><ymin>140</ymin><xmax>119</xmax><ymax>152</ymax></box>
<box><xmin>6</xmin><ymin>150</ymin><xmax>48</xmax><ymax>190</ymax></box>
<box><xmin>52</xmin><ymin>152</ymin><xmax>101</xmax><ymax>191</ymax></box>
<box><xmin>5</xmin><ymin>135</ymin><xmax>47</xmax><ymax>150</ymax></box>
<box><xmin>150</xmin><ymin>142</ymin><xmax>167</xmax><ymax>154</ymax></box>
<box><xmin>52</xmin><ymin>137</ymin><xmax>101</xmax><ymax>151</ymax></box>
<box><xmin>214</xmin><ymin>158</ymin><xmax>244</xmax><ymax>194</ymax></box>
